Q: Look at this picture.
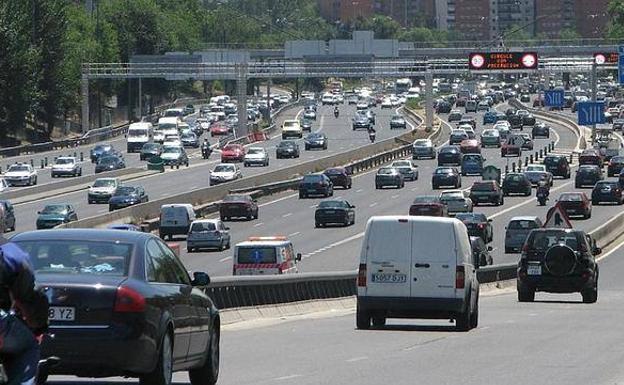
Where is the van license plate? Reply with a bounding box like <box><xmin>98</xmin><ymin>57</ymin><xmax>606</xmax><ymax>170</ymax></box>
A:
<box><xmin>49</xmin><ymin>306</ymin><xmax>75</xmax><ymax>321</ymax></box>
<box><xmin>527</xmin><ymin>264</ymin><xmax>542</xmax><ymax>276</ymax></box>
<box><xmin>372</xmin><ymin>273</ymin><xmax>406</xmax><ymax>283</ymax></box>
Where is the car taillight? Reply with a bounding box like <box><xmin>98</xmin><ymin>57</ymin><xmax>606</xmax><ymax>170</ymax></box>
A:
<box><xmin>114</xmin><ymin>286</ymin><xmax>146</xmax><ymax>313</ymax></box>
<box><xmin>455</xmin><ymin>266</ymin><xmax>465</xmax><ymax>289</ymax></box>
<box><xmin>357</xmin><ymin>264</ymin><xmax>367</xmax><ymax>287</ymax></box>
<box><xmin>478</xmin><ymin>223</ymin><xmax>485</xmax><ymax>229</ymax></box>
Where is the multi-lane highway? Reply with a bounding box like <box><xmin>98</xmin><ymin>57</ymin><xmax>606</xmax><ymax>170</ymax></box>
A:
<box><xmin>7</xmin><ymin>104</ymin><xmax>413</xmax><ymax>234</ymax></box>
<box><xmin>175</xmin><ymin>102</ymin><xmax>611</xmax><ymax>277</ymax></box>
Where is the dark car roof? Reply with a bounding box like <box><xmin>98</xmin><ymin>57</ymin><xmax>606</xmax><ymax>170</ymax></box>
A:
<box><xmin>279</xmin><ymin>141</ymin><xmax>297</xmax><ymax>146</ymax></box>
<box><xmin>11</xmin><ymin>228</ymin><xmax>152</xmax><ymax>243</ymax></box>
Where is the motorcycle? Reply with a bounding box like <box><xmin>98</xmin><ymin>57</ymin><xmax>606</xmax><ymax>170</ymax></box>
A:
<box><xmin>334</xmin><ymin>108</ymin><xmax>339</xmax><ymax>118</ymax></box>
<box><xmin>536</xmin><ymin>189</ymin><xmax>549</xmax><ymax>206</ymax></box>
<box><xmin>369</xmin><ymin>131</ymin><xmax>376</xmax><ymax>143</ymax></box>
<box><xmin>0</xmin><ymin>339</ymin><xmax>60</xmax><ymax>385</ymax></box>
<box><xmin>201</xmin><ymin>143</ymin><xmax>212</xmax><ymax>159</ymax></box>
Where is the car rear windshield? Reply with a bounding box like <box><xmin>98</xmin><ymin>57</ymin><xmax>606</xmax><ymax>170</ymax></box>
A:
<box><xmin>508</xmin><ymin>220</ymin><xmax>539</xmax><ymax>230</ymax></box>
<box><xmin>324</xmin><ymin>168</ymin><xmax>343</xmax><ymax>175</ymax></box>
<box><xmin>223</xmin><ymin>194</ymin><xmax>248</xmax><ymax>202</ymax></box>
<box><xmin>318</xmin><ymin>200</ymin><xmax>347</xmax><ymax>208</ymax></box>
<box><xmin>456</xmin><ymin>213</ymin><xmax>487</xmax><ymax>222</ymax></box>
<box><xmin>414</xmin><ymin>140</ymin><xmax>430</xmax><ymax>147</ymax></box>
<box><xmin>55</xmin><ymin>158</ymin><xmax>74</xmax><ymax>165</ymax></box>
<box><xmin>544</xmin><ymin>157</ymin><xmax>563</xmax><ymax>165</ymax></box>
<box><xmin>440</xmin><ymin>192</ymin><xmax>464</xmax><ymax>201</ymax></box>
<box><xmin>190</xmin><ymin>222</ymin><xmax>216</xmax><ymax>232</ymax></box>
<box><xmin>505</xmin><ymin>174</ymin><xmax>523</xmax><ymax>182</ymax></box>
<box><xmin>303</xmin><ymin>175</ymin><xmax>323</xmax><ymax>182</ymax></box>
<box><xmin>472</xmin><ymin>182</ymin><xmax>495</xmax><ymax>191</ymax></box>
<box><xmin>463</xmin><ymin>155</ymin><xmax>481</xmax><ymax>162</ymax></box>
<box><xmin>412</xmin><ymin>196</ymin><xmax>439</xmax><ymax>204</ymax></box>
<box><xmin>237</xmin><ymin>246</ymin><xmax>277</xmax><ymax>264</ymax></box>
<box><xmin>560</xmin><ymin>193</ymin><xmax>583</xmax><ymax>201</ymax></box>
<box><xmin>114</xmin><ymin>187</ymin><xmax>136</xmax><ymax>196</ymax></box>
<box><xmin>15</xmin><ymin>240</ymin><xmax>132</xmax><ymax>276</ymax></box>
<box><xmin>93</xmin><ymin>179</ymin><xmax>116</xmax><ymax>188</ymax></box>
<box><xmin>8</xmin><ymin>165</ymin><xmax>29</xmax><ymax>172</ymax></box>
<box><xmin>527</xmin><ymin>230</ymin><xmax>579</xmax><ymax>250</ymax></box>
<box><xmin>247</xmin><ymin>148</ymin><xmax>263</xmax><ymax>154</ymax></box>
<box><xmin>214</xmin><ymin>165</ymin><xmax>234</xmax><ymax>172</ymax></box>
<box><xmin>41</xmin><ymin>205</ymin><xmax>67</xmax><ymax>214</ymax></box>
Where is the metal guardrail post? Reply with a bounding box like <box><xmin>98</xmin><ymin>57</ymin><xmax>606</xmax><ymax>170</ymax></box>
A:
<box><xmin>570</xmin><ymin>153</ymin><xmax>574</xmax><ymax>164</ymax></box>
<box><xmin>525</xmin><ymin>157</ymin><xmax>528</xmax><ymax>167</ymax></box>
<box><xmin>512</xmin><ymin>162</ymin><xmax>516</xmax><ymax>172</ymax></box>
<box><xmin>30</xmin><ymin>159</ymin><xmax>34</xmax><ymax>167</ymax></box>
<box><xmin>539</xmin><ymin>149</ymin><xmax>543</xmax><ymax>158</ymax></box>
<box><xmin>535</xmin><ymin>151</ymin><xmax>538</xmax><ymax>160</ymax></box>
<box><xmin>74</xmin><ymin>151</ymin><xmax>77</xmax><ymax>158</ymax></box>
<box><xmin>530</xmin><ymin>155</ymin><xmax>533</xmax><ymax>164</ymax></box>
<box><xmin>505</xmin><ymin>165</ymin><xmax>509</xmax><ymax>174</ymax></box>
<box><xmin>80</xmin><ymin>152</ymin><xmax>84</xmax><ymax>162</ymax></box>
<box><xmin>44</xmin><ymin>157</ymin><xmax>48</xmax><ymax>167</ymax></box>
<box><xmin>551</xmin><ymin>141</ymin><xmax>555</xmax><ymax>150</ymax></box>
<box><xmin>40</xmin><ymin>159</ymin><xmax>44</xmax><ymax>169</ymax></box>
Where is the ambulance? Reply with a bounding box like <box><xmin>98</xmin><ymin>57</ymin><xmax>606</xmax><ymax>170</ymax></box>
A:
<box><xmin>232</xmin><ymin>236</ymin><xmax>301</xmax><ymax>275</ymax></box>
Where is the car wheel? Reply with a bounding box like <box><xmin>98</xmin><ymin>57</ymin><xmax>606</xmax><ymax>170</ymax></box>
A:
<box><xmin>375</xmin><ymin>184</ymin><xmax>381</xmax><ymax>189</ymax></box>
<box><xmin>189</xmin><ymin>323</ymin><xmax>220</xmax><ymax>385</ymax></box>
<box><xmin>592</xmin><ymin>199</ymin><xmax>599</xmax><ymax>205</ymax></box>
<box><xmin>299</xmin><ymin>192</ymin><xmax>305</xmax><ymax>199</ymax></box>
<box><xmin>356</xmin><ymin>305</ymin><xmax>371</xmax><ymax>330</ymax></box>
<box><xmin>586</xmin><ymin>210</ymin><xmax>592</xmax><ymax>219</ymax></box>
<box><xmin>188</xmin><ymin>247</ymin><xmax>194</xmax><ymax>253</ymax></box>
<box><xmin>140</xmin><ymin>332</ymin><xmax>173</xmax><ymax>385</ymax></box>
<box><xmin>315</xmin><ymin>222</ymin><xmax>321</xmax><ymax>228</ymax></box>
<box><xmin>455</xmin><ymin>297</ymin><xmax>472</xmax><ymax>331</ymax></box>
<box><xmin>372</xmin><ymin>316</ymin><xmax>386</xmax><ymax>327</ymax></box>
<box><xmin>575</xmin><ymin>183</ymin><xmax>580</xmax><ymax>188</ymax></box>
<box><xmin>517</xmin><ymin>283</ymin><xmax>535</xmax><ymax>302</ymax></box>
<box><xmin>469</xmin><ymin>297</ymin><xmax>479</xmax><ymax>329</ymax></box>
<box><xmin>219</xmin><ymin>241</ymin><xmax>226</xmax><ymax>251</ymax></box>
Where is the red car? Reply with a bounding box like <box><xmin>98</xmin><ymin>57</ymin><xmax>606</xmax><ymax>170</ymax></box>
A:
<box><xmin>579</xmin><ymin>149</ymin><xmax>604</xmax><ymax>167</ymax></box>
<box><xmin>221</xmin><ymin>144</ymin><xmax>246</xmax><ymax>162</ymax></box>
<box><xmin>460</xmin><ymin>139</ymin><xmax>481</xmax><ymax>154</ymax></box>
<box><xmin>557</xmin><ymin>192</ymin><xmax>592</xmax><ymax>219</ymax></box>
<box><xmin>210</xmin><ymin>123</ymin><xmax>230</xmax><ymax>137</ymax></box>
<box><xmin>501</xmin><ymin>135</ymin><xmax>523</xmax><ymax>157</ymax></box>
<box><xmin>409</xmin><ymin>196</ymin><xmax>448</xmax><ymax>217</ymax></box>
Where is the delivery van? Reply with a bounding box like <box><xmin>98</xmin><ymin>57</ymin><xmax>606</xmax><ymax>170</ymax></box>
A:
<box><xmin>232</xmin><ymin>236</ymin><xmax>301</xmax><ymax>275</ymax></box>
<box><xmin>159</xmin><ymin>204</ymin><xmax>196</xmax><ymax>240</ymax></box>
<box><xmin>155</xmin><ymin>117</ymin><xmax>180</xmax><ymax>143</ymax></box>
<box><xmin>126</xmin><ymin>122</ymin><xmax>153</xmax><ymax>152</ymax></box>
<box><xmin>356</xmin><ymin>215</ymin><xmax>479</xmax><ymax>331</ymax></box>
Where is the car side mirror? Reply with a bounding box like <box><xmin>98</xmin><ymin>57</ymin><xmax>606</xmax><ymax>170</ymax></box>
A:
<box><xmin>191</xmin><ymin>271</ymin><xmax>210</xmax><ymax>286</ymax></box>
<box><xmin>296</xmin><ymin>253</ymin><xmax>302</xmax><ymax>261</ymax></box>
<box><xmin>488</xmin><ymin>219</ymin><xmax>492</xmax><ymax>222</ymax></box>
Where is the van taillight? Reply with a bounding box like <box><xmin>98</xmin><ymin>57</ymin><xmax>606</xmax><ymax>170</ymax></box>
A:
<box><xmin>114</xmin><ymin>286</ymin><xmax>146</xmax><ymax>313</ymax></box>
<box><xmin>357</xmin><ymin>264</ymin><xmax>367</xmax><ymax>287</ymax></box>
<box><xmin>455</xmin><ymin>266</ymin><xmax>465</xmax><ymax>289</ymax></box>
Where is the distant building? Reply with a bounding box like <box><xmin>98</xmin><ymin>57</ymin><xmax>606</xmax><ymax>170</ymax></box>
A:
<box><xmin>490</xmin><ymin>0</ymin><xmax>535</xmax><ymax>40</ymax></box>
<box><xmin>454</xmin><ymin>0</ymin><xmax>490</xmax><ymax>41</ymax></box>
<box><xmin>318</xmin><ymin>0</ymin><xmax>375</xmax><ymax>23</ymax></box>
<box><xmin>372</xmin><ymin>0</ymin><xmax>437</xmax><ymax>28</ymax></box>
<box><xmin>535</xmin><ymin>0</ymin><xmax>608</xmax><ymax>39</ymax></box>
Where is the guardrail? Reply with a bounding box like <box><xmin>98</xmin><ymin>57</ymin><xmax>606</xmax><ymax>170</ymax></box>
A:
<box><xmin>59</xmin><ymin>108</ymin><xmax>426</xmax><ymax>230</ymax></box>
<box><xmin>204</xmin><ymin>264</ymin><xmax>517</xmax><ymax>310</ymax></box>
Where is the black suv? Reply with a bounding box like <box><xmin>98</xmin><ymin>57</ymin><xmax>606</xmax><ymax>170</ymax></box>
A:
<box><xmin>517</xmin><ymin>229</ymin><xmax>600</xmax><ymax>303</ymax></box>
<box><xmin>543</xmin><ymin>155</ymin><xmax>571</xmax><ymax>179</ymax></box>
<box><xmin>502</xmin><ymin>173</ymin><xmax>532</xmax><ymax>196</ymax></box>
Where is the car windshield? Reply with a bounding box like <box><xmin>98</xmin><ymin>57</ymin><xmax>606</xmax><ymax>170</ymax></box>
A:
<box><xmin>283</xmin><ymin>121</ymin><xmax>297</xmax><ymax>128</ymax></box>
<box><xmin>190</xmin><ymin>222</ymin><xmax>217</xmax><ymax>232</ymax></box>
<box><xmin>414</xmin><ymin>140</ymin><xmax>430</xmax><ymax>147</ymax></box>
<box><xmin>55</xmin><ymin>158</ymin><xmax>74</xmax><ymax>165</ymax></box>
<box><xmin>528</xmin><ymin>230</ymin><xmax>578</xmax><ymax>250</ymax></box>
<box><xmin>472</xmin><ymin>183</ymin><xmax>495</xmax><ymax>191</ymax></box>
<box><xmin>392</xmin><ymin>161</ymin><xmax>410</xmax><ymax>167</ymax></box>
<box><xmin>279</xmin><ymin>141</ymin><xmax>295</xmax><ymax>147</ymax></box>
<box><xmin>578</xmin><ymin>167</ymin><xmax>596</xmax><ymax>174</ymax></box>
<box><xmin>223</xmin><ymin>146</ymin><xmax>240</xmax><ymax>152</ymax></box>
<box><xmin>98</xmin><ymin>157</ymin><xmax>117</xmax><ymax>165</ymax></box>
<box><xmin>15</xmin><ymin>239</ymin><xmax>132</xmax><ymax>276</ymax></box>
<box><xmin>237</xmin><ymin>246</ymin><xmax>277</xmax><ymax>264</ymax></box>
<box><xmin>463</xmin><ymin>155</ymin><xmax>480</xmax><ymax>162</ymax></box>
<box><xmin>526</xmin><ymin>165</ymin><xmax>545</xmax><ymax>172</ymax></box>
<box><xmin>93</xmin><ymin>179</ymin><xmax>116</xmax><ymax>188</ymax></box>
<box><xmin>8</xmin><ymin>165</ymin><xmax>29</xmax><ymax>172</ymax></box>
<box><xmin>482</xmin><ymin>130</ymin><xmax>498</xmax><ymax>137</ymax></box>
<box><xmin>93</xmin><ymin>145</ymin><xmax>111</xmax><ymax>152</ymax></box>
<box><xmin>247</xmin><ymin>148</ymin><xmax>264</xmax><ymax>154</ymax></box>
<box><xmin>318</xmin><ymin>200</ymin><xmax>347</xmax><ymax>209</ymax></box>
<box><xmin>223</xmin><ymin>194</ymin><xmax>247</xmax><ymax>202</ymax></box>
<box><xmin>441</xmin><ymin>147</ymin><xmax>457</xmax><ymax>154</ymax></box>
<box><xmin>377</xmin><ymin>168</ymin><xmax>394</xmax><ymax>175</ymax></box>
<box><xmin>41</xmin><ymin>205</ymin><xmax>67</xmax><ymax>214</ymax></box>
<box><xmin>162</xmin><ymin>146</ymin><xmax>181</xmax><ymax>154</ymax></box>
<box><xmin>142</xmin><ymin>144</ymin><xmax>160</xmax><ymax>151</ymax></box>
<box><xmin>128</xmin><ymin>129</ymin><xmax>146</xmax><ymax>137</ymax></box>
<box><xmin>324</xmin><ymin>168</ymin><xmax>343</xmax><ymax>175</ymax></box>
<box><xmin>596</xmin><ymin>182</ymin><xmax>617</xmax><ymax>188</ymax></box>
<box><xmin>412</xmin><ymin>196</ymin><xmax>439</xmax><ymax>204</ymax></box>
<box><xmin>440</xmin><ymin>192</ymin><xmax>464</xmax><ymax>201</ymax></box>
<box><xmin>456</xmin><ymin>213</ymin><xmax>486</xmax><ymax>222</ymax></box>
<box><xmin>114</xmin><ymin>187</ymin><xmax>137</xmax><ymax>196</ymax></box>
<box><xmin>213</xmin><ymin>165</ymin><xmax>234</xmax><ymax>173</ymax></box>
<box><xmin>560</xmin><ymin>193</ymin><xmax>583</xmax><ymax>201</ymax></box>
<box><xmin>612</xmin><ymin>156</ymin><xmax>624</xmax><ymax>163</ymax></box>
<box><xmin>508</xmin><ymin>220</ymin><xmax>539</xmax><ymax>230</ymax></box>
<box><xmin>506</xmin><ymin>174</ymin><xmax>523</xmax><ymax>182</ymax></box>
<box><xmin>435</xmin><ymin>168</ymin><xmax>453</xmax><ymax>174</ymax></box>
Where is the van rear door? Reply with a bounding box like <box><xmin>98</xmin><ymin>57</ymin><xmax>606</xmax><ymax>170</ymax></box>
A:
<box><xmin>364</xmin><ymin>218</ymin><xmax>411</xmax><ymax>297</ymax></box>
<box><xmin>410</xmin><ymin>220</ymin><xmax>456</xmax><ymax>298</ymax></box>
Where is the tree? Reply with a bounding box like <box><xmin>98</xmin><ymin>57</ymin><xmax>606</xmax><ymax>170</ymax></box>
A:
<box><xmin>607</xmin><ymin>0</ymin><xmax>624</xmax><ymax>38</ymax></box>
<box><xmin>354</xmin><ymin>16</ymin><xmax>401</xmax><ymax>39</ymax></box>
<box><xmin>559</xmin><ymin>28</ymin><xmax>580</xmax><ymax>40</ymax></box>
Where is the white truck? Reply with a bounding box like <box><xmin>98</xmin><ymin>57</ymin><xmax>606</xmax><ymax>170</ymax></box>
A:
<box><xmin>126</xmin><ymin>122</ymin><xmax>153</xmax><ymax>152</ymax></box>
<box><xmin>155</xmin><ymin>117</ymin><xmax>180</xmax><ymax>143</ymax></box>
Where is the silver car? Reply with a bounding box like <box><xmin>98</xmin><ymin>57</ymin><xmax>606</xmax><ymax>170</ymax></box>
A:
<box><xmin>187</xmin><ymin>219</ymin><xmax>231</xmax><ymax>251</ymax></box>
<box><xmin>390</xmin><ymin>160</ymin><xmax>419</xmax><ymax>181</ymax></box>
<box><xmin>243</xmin><ymin>147</ymin><xmax>269</xmax><ymax>167</ymax></box>
<box><xmin>504</xmin><ymin>216</ymin><xmax>543</xmax><ymax>253</ymax></box>
<box><xmin>440</xmin><ymin>190</ymin><xmax>473</xmax><ymax>216</ymax></box>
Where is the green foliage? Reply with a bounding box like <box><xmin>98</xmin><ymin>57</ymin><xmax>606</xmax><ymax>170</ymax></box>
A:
<box><xmin>354</xmin><ymin>16</ymin><xmax>401</xmax><ymax>39</ymax></box>
<box><xmin>608</xmin><ymin>0</ymin><xmax>624</xmax><ymax>38</ymax></box>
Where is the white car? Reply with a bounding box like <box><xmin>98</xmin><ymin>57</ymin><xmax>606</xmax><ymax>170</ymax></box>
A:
<box><xmin>87</xmin><ymin>177</ymin><xmax>121</xmax><ymax>204</ymax></box>
<box><xmin>281</xmin><ymin>120</ymin><xmax>303</xmax><ymax>139</ymax></box>
<box><xmin>381</xmin><ymin>98</ymin><xmax>393</xmax><ymax>109</ymax></box>
<box><xmin>356</xmin><ymin>216</ymin><xmax>478</xmax><ymax>331</ymax></box>
<box><xmin>163</xmin><ymin>135</ymin><xmax>182</xmax><ymax>147</ymax></box>
<box><xmin>51</xmin><ymin>156</ymin><xmax>82</xmax><ymax>178</ymax></box>
<box><xmin>196</xmin><ymin>118</ymin><xmax>210</xmax><ymax>131</ymax></box>
<box><xmin>243</xmin><ymin>147</ymin><xmax>269</xmax><ymax>167</ymax></box>
<box><xmin>209</xmin><ymin>163</ymin><xmax>242</xmax><ymax>186</ymax></box>
<box><xmin>4</xmin><ymin>163</ymin><xmax>37</xmax><ymax>186</ymax></box>
<box><xmin>321</xmin><ymin>93</ymin><xmax>335</xmax><ymax>105</ymax></box>
<box><xmin>390</xmin><ymin>160</ymin><xmax>419</xmax><ymax>181</ymax></box>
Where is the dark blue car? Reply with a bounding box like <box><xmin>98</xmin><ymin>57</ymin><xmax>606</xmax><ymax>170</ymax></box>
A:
<box><xmin>461</xmin><ymin>154</ymin><xmax>485</xmax><ymax>176</ymax></box>
<box><xmin>483</xmin><ymin>111</ymin><xmax>498</xmax><ymax>125</ymax></box>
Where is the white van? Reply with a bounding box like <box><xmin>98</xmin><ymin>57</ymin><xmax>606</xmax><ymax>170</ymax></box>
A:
<box><xmin>155</xmin><ymin>117</ymin><xmax>180</xmax><ymax>143</ymax></box>
<box><xmin>232</xmin><ymin>236</ymin><xmax>301</xmax><ymax>275</ymax></box>
<box><xmin>356</xmin><ymin>215</ymin><xmax>479</xmax><ymax>331</ymax></box>
<box><xmin>163</xmin><ymin>108</ymin><xmax>184</xmax><ymax>118</ymax></box>
<box><xmin>159</xmin><ymin>204</ymin><xmax>196</xmax><ymax>240</ymax></box>
<box><xmin>126</xmin><ymin>122</ymin><xmax>153</xmax><ymax>152</ymax></box>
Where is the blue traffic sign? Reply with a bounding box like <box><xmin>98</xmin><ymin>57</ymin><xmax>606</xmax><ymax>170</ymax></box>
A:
<box><xmin>577</xmin><ymin>102</ymin><xmax>605</xmax><ymax>126</ymax></box>
<box><xmin>619</xmin><ymin>45</ymin><xmax>624</xmax><ymax>85</ymax></box>
<box><xmin>544</xmin><ymin>90</ymin><xmax>564</xmax><ymax>107</ymax></box>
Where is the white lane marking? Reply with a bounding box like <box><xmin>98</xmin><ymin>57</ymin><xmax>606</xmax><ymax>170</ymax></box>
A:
<box><xmin>273</xmin><ymin>374</ymin><xmax>303</xmax><ymax>381</ymax></box>
<box><xmin>391</xmin><ymin>194</ymin><xmax>399</xmax><ymax>199</ymax></box>
<box><xmin>97</xmin><ymin>209</ymin><xmax>107</xmax><ymax>213</ymax></box>
<box><xmin>282</xmin><ymin>213</ymin><xmax>292</xmax><ymax>218</ymax></box>
<box><xmin>253</xmin><ymin>222</ymin><xmax>264</xmax><ymax>227</ymax></box>
<box><xmin>309</xmin><ymin>204</ymin><xmax>317</xmax><ymax>209</ymax></box>
<box><xmin>301</xmin><ymin>232</ymin><xmax>365</xmax><ymax>260</ymax></box>
<box><xmin>315</xmin><ymin>115</ymin><xmax>325</xmax><ymax>133</ymax></box>
<box><xmin>369</xmin><ymin>202</ymin><xmax>378</xmax><ymax>207</ymax></box>
<box><xmin>489</xmin><ymin>180</ymin><xmax>573</xmax><ymax>220</ymax></box>
<box><xmin>288</xmin><ymin>231</ymin><xmax>301</xmax><ymax>237</ymax></box>
<box><xmin>597</xmin><ymin>236</ymin><xmax>624</xmax><ymax>262</ymax></box>
<box><xmin>219</xmin><ymin>256</ymin><xmax>232</xmax><ymax>262</ymax></box>
<box><xmin>346</xmin><ymin>356</ymin><xmax>369</xmax><ymax>363</ymax></box>
<box><xmin>356</xmin><ymin>189</ymin><xmax>363</xmax><ymax>193</ymax></box>
<box><xmin>258</xmin><ymin>193</ymin><xmax>298</xmax><ymax>207</ymax></box>
<box><xmin>411</xmin><ymin>187</ymin><xmax>419</xmax><ymax>191</ymax></box>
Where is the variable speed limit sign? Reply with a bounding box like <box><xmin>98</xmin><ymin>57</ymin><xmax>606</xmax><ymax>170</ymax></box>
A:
<box><xmin>468</xmin><ymin>52</ymin><xmax>538</xmax><ymax>71</ymax></box>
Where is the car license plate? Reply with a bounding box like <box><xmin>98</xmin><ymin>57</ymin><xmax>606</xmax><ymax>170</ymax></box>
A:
<box><xmin>324</xmin><ymin>210</ymin><xmax>335</xmax><ymax>214</ymax></box>
<box><xmin>371</xmin><ymin>273</ymin><xmax>406</xmax><ymax>283</ymax></box>
<box><xmin>527</xmin><ymin>264</ymin><xmax>542</xmax><ymax>276</ymax></box>
<box><xmin>49</xmin><ymin>306</ymin><xmax>75</xmax><ymax>321</ymax></box>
